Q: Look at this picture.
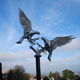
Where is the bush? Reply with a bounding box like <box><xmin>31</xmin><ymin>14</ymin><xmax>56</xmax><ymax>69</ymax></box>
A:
<box><xmin>7</xmin><ymin>65</ymin><xmax>32</xmax><ymax>80</ymax></box>
<box><xmin>62</xmin><ymin>69</ymin><xmax>76</xmax><ymax>80</ymax></box>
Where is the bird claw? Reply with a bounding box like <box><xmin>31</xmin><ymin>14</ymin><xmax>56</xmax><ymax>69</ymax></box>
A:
<box><xmin>48</xmin><ymin>57</ymin><xmax>51</xmax><ymax>62</ymax></box>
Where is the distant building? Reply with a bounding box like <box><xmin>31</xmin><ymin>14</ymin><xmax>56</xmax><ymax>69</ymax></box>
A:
<box><xmin>0</xmin><ymin>62</ymin><xmax>3</xmax><ymax>80</ymax></box>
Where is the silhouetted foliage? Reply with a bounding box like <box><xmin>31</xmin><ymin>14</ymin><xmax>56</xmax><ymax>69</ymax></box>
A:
<box><xmin>7</xmin><ymin>69</ymin><xmax>14</xmax><ymax>80</ymax></box>
<box><xmin>25</xmin><ymin>73</ymin><xmax>33</xmax><ymax>80</ymax></box>
<box><xmin>7</xmin><ymin>65</ymin><xmax>31</xmax><ymax>80</ymax></box>
<box><xmin>53</xmin><ymin>72</ymin><xmax>61</xmax><ymax>80</ymax></box>
<box><xmin>75</xmin><ymin>75</ymin><xmax>80</xmax><ymax>80</ymax></box>
<box><xmin>49</xmin><ymin>72</ymin><xmax>53</xmax><ymax>79</ymax></box>
<box><xmin>43</xmin><ymin>76</ymin><xmax>49</xmax><ymax>80</ymax></box>
<box><xmin>62</xmin><ymin>69</ymin><xmax>76</xmax><ymax>80</ymax></box>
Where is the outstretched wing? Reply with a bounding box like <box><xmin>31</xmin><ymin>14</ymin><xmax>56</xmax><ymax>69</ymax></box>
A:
<box><xmin>19</xmin><ymin>8</ymin><xmax>32</xmax><ymax>33</ymax></box>
<box><xmin>41</xmin><ymin>37</ymin><xmax>50</xmax><ymax>47</ymax></box>
<box><xmin>51</xmin><ymin>35</ymin><xmax>75</xmax><ymax>50</ymax></box>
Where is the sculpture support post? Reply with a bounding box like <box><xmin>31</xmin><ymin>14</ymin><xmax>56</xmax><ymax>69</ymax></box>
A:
<box><xmin>34</xmin><ymin>54</ymin><xmax>41</xmax><ymax>80</ymax></box>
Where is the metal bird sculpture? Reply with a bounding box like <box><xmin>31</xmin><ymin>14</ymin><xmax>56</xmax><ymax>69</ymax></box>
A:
<box><xmin>17</xmin><ymin>9</ymin><xmax>40</xmax><ymax>45</ymax></box>
<box><xmin>37</xmin><ymin>36</ymin><xmax>75</xmax><ymax>61</ymax></box>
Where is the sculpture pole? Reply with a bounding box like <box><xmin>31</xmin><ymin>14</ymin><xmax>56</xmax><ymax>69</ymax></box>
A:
<box><xmin>30</xmin><ymin>46</ymin><xmax>41</xmax><ymax>80</ymax></box>
<box><xmin>34</xmin><ymin>54</ymin><xmax>41</xmax><ymax>80</ymax></box>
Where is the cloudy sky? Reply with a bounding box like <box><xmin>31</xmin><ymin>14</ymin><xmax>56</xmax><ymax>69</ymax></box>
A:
<box><xmin>0</xmin><ymin>0</ymin><xmax>80</xmax><ymax>75</ymax></box>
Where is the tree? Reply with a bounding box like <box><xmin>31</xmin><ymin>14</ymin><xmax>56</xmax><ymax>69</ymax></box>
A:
<box><xmin>75</xmin><ymin>75</ymin><xmax>80</xmax><ymax>80</ymax></box>
<box><xmin>62</xmin><ymin>69</ymin><xmax>76</xmax><ymax>80</ymax></box>
<box><xmin>14</xmin><ymin>65</ymin><xmax>25</xmax><ymax>73</ymax></box>
<box><xmin>7</xmin><ymin>65</ymin><xmax>31</xmax><ymax>80</ymax></box>
<box><xmin>43</xmin><ymin>76</ymin><xmax>49</xmax><ymax>80</ymax></box>
<box><xmin>49</xmin><ymin>72</ymin><xmax>53</xmax><ymax>79</ymax></box>
<box><xmin>7</xmin><ymin>69</ymin><xmax>14</xmax><ymax>80</ymax></box>
<box><xmin>25</xmin><ymin>73</ymin><xmax>33</xmax><ymax>80</ymax></box>
<box><xmin>53</xmin><ymin>72</ymin><xmax>61</xmax><ymax>80</ymax></box>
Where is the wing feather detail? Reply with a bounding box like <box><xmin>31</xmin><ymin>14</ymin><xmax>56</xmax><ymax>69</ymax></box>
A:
<box><xmin>19</xmin><ymin>9</ymin><xmax>32</xmax><ymax>33</ymax></box>
<box><xmin>51</xmin><ymin>36</ymin><xmax>75</xmax><ymax>50</ymax></box>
